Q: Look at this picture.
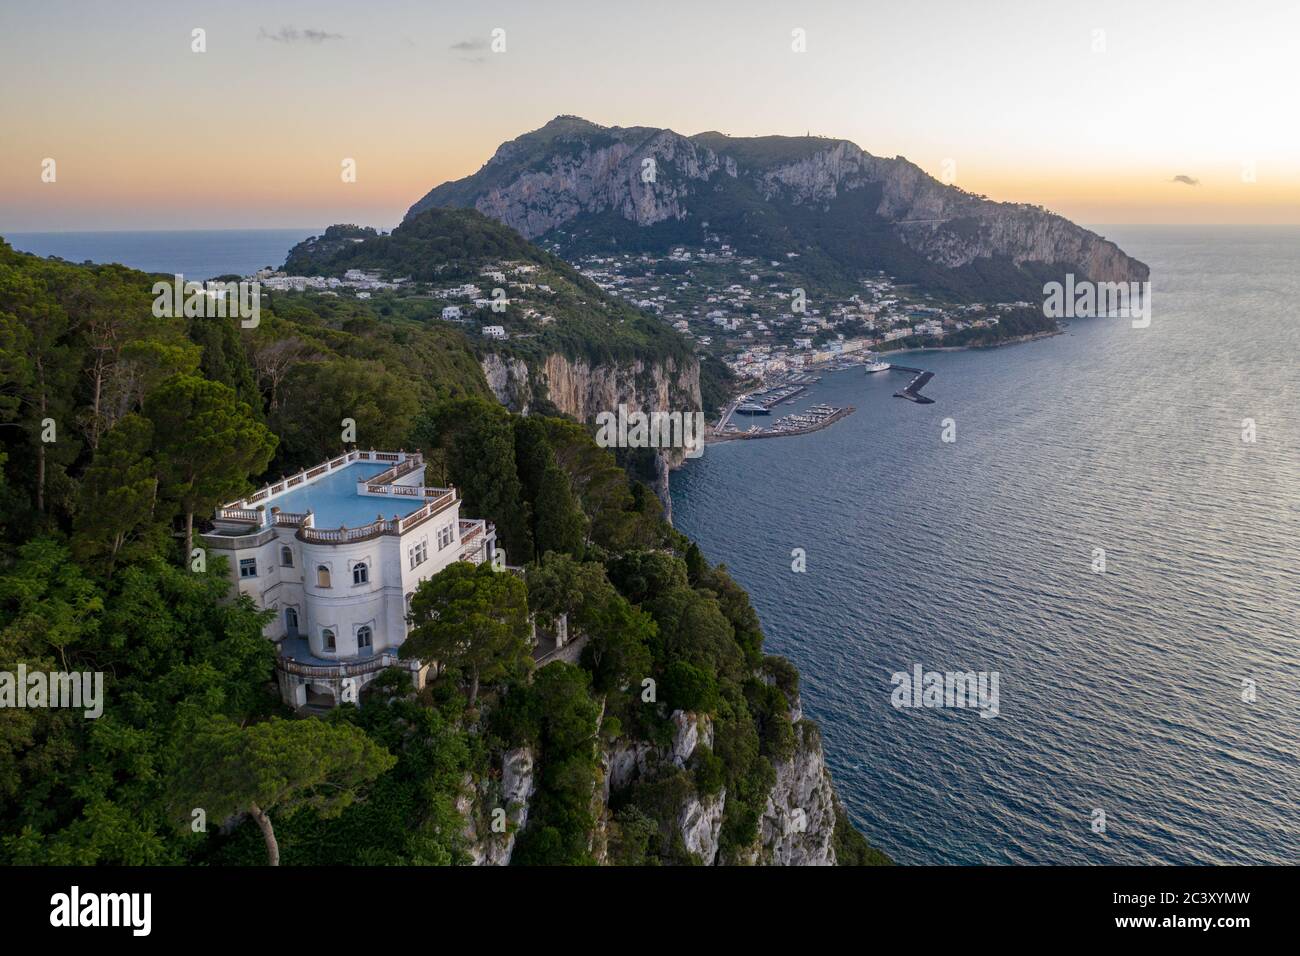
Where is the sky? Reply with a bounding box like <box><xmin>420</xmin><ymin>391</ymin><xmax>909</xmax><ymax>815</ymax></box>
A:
<box><xmin>1</xmin><ymin>0</ymin><xmax>1297</xmax><ymax>231</ymax></box>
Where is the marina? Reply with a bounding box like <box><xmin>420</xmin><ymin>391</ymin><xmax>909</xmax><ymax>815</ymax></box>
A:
<box><xmin>732</xmin><ymin>374</ymin><xmax>822</xmax><ymax>414</ymax></box>
<box><xmin>711</xmin><ymin>402</ymin><xmax>855</xmax><ymax>443</ymax></box>
<box><xmin>714</xmin><ymin>359</ymin><xmax>935</xmax><ymax>443</ymax></box>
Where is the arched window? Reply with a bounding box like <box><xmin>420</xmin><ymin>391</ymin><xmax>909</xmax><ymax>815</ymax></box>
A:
<box><xmin>322</xmin><ymin>628</ymin><xmax>336</xmax><ymax>651</ymax></box>
<box><xmin>352</xmin><ymin>562</ymin><xmax>369</xmax><ymax>586</ymax></box>
<box><xmin>280</xmin><ymin>546</ymin><xmax>294</xmax><ymax>567</ymax></box>
<box><xmin>357</xmin><ymin>625</ymin><xmax>373</xmax><ymax>649</ymax></box>
<box><xmin>284</xmin><ymin>607</ymin><xmax>299</xmax><ymax>638</ymax></box>
<box><xmin>317</xmin><ymin>565</ymin><xmax>331</xmax><ymax>588</ymax></box>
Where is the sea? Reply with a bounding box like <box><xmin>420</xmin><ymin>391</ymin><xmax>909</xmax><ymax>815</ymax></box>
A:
<box><xmin>673</xmin><ymin>225</ymin><xmax>1300</xmax><ymax>864</ymax></box>
<box><xmin>3</xmin><ymin>229</ymin><xmax>319</xmax><ymax>280</ymax></box>
<box><xmin>5</xmin><ymin>224</ymin><xmax>1296</xmax><ymax>864</ymax></box>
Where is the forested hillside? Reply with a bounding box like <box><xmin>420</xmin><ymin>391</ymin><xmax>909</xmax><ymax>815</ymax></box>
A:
<box><xmin>0</xmin><ymin>240</ymin><xmax>886</xmax><ymax>865</ymax></box>
<box><xmin>284</xmin><ymin>207</ymin><xmax>695</xmax><ymax>371</ymax></box>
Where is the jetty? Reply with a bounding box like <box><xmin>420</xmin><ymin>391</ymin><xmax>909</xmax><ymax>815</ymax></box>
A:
<box><xmin>890</xmin><ymin>365</ymin><xmax>936</xmax><ymax>404</ymax></box>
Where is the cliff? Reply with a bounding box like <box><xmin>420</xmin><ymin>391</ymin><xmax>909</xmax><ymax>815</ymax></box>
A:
<box><xmin>468</xmin><ymin>708</ymin><xmax>866</xmax><ymax>866</ymax></box>
<box><xmin>459</xmin><ymin>747</ymin><xmax>536</xmax><ymax>866</ymax></box>
<box><xmin>409</xmin><ymin>116</ymin><xmax>1148</xmax><ymax>300</ymax></box>
<box><xmin>481</xmin><ymin>351</ymin><xmax>701</xmax><ymax>469</ymax></box>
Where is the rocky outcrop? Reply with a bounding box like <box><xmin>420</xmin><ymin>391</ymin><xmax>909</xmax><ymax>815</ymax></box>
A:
<box><xmin>653</xmin><ymin>451</ymin><xmax>673</xmax><ymax>526</ymax></box>
<box><xmin>679</xmin><ymin>790</ymin><xmax>726</xmax><ymax>863</ymax></box>
<box><xmin>409</xmin><ymin>115</ymin><xmax>1148</xmax><ymax>293</ymax></box>
<box><xmin>757</xmin><ymin>722</ymin><xmax>838</xmax><ymax>866</ymax></box>
<box><xmin>412</xmin><ymin>118</ymin><xmax>725</xmax><ymax>237</ymax></box>
<box><xmin>470</xmin><ymin>132</ymin><xmax>723</xmax><ymax>239</ymax></box>
<box><xmin>592</xmin><ymin>708</ymin><xmax>850</xmax><ymax>866</ymax></box>
<box><xmin>479</xmin><ymin>351</ymin><xmax>702</xmax><ymax>467</ymax></box>
<box><xmin>480</xmin><ymin>353</ymin><xmax>533</xmax><ymax>413</ymax></box>
<box><xmin>459</xmin><ymin>747</ymin><xmax>536</xmax><ymax>866</ymax></box>
<box><xmin>602</xmin><ymin>738</ymin><xmax>656</xmax><ymax>800</ymax></box>
<box><xmin>759</xmin><ymin>142</ymin><xmax>1145</xmax><ymax>282</ymax></box>
<box><xmin>669</xmin><ymin>710</ymin><xmax>712</xmax><ymax>767</ymax></box>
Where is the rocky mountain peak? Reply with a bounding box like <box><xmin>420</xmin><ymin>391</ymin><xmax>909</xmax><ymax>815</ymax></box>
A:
<box><xmin>407</xmin><ymin>118</ymin><xmax>1148</xmax><ymax>300</ymax></box>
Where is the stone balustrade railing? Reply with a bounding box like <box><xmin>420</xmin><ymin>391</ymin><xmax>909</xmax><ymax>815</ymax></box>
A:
<box><xmin>278</xmin><ymin>651</ymin><xmax>415</xmax><ymax>679</ymax></box>
<box><xmin>218</xmin><ymin>449</ymin><xmax>417</xmax><ymax>521</ymax></box>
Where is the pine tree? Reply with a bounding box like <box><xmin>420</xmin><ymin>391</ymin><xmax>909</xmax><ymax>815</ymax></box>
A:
<box><xmin>145</xmin><ymin>374</ymin><xmax>277</xmax><ymax>562</ymax></box>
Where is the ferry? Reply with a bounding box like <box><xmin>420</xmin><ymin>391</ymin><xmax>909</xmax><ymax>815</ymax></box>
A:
<box><xmin>864</xmin><ymin>355</ymin><xmax>892</xmax><ymax>373</ymax></box>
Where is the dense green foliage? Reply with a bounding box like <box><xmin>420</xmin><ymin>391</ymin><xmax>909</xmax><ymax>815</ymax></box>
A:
<box><xmin>169</xmin><ymin>712</ymin><xmax>395</xmax><ymax>864</ymax></box>
<box><xmin>403</xmin><ymin>561</ymin><xmax>532</xmax><ymax>707</ymax></box>
<box><xmin>0</xmin><ymin>238</ymin><xmax>888</xmax><ymax>866</ymax></box>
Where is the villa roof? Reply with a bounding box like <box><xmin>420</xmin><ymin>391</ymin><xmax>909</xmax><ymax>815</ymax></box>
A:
<box><xmin>268</xmin><ymin>461</ymin><xmax>426</xmax><ymax>527</ymax></box>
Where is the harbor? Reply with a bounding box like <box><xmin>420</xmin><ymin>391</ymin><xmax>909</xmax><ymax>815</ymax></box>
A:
<box><xmin>732</xmin><ymin>374</ymin><xmax>822</xmax><ymax>415</ymax></box>
<box><xmin>710</xmin><ymin>402</ymin><xmax>855</xmax><ymax>443</ymax></box>
<box><xmin>711</xmin><ymin>354</ymin><xmax>934</xmax><ymax>444</ymax></box>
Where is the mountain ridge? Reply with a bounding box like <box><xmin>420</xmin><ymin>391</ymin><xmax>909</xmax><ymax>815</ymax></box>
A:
<box><xmin>407</xmin><ymin>116</ymin><xmax>1148</xmax><ymax>302</ymax></box>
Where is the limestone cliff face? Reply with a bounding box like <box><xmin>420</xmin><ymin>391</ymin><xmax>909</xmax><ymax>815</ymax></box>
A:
<box><xmin>466</xmin><ymin>129</ymin><xmax>726</xmax><ymax>238</ymax></box>
<box><xmin>479</xmin><ymin>351</ymin><xmax>702</xmax><ymax>467</ymax></box>
<box><xmin>761</xmin><ymin>143</ymin><xmax>1146</xmax><ymax>282</ymax></box>
<box><xmin>757</xmin><ymin>722</ymin><xmax>838</xmax><ymax>866</ymax></box>
<box><xmin>591</xmin><ymin>709</ymin><xmax>849</xmax><ymax>866</ymax></box>
<box><xmin>459</xmin><ymin>747</ymin><xmax>536</xmax><ymax>866</ymax></box>
<box><xmin>409</xmin><ymin>116</ymin><xmax>1148</xmax><ymax>289</ymax></box>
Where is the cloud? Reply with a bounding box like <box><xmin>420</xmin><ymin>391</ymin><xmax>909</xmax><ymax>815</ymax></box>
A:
<box><xmin>449</xmin><ymin>38</ymin><xmax>488</xmax><ymax>51</ymax></box>
<box><xmin>1169</xmin><ymin>174</ymin><xmax>1200</xmax><ymax>186</ymax></box>
<box><xmin>259</xmin><ymin>26</ymin><xmax>343</xmax><ymax>44</ymax></box>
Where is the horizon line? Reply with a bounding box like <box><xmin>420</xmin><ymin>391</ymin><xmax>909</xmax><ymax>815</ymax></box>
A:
<box><xmin>7</xmin><ymin>222</ymin><xmax>1300</xmax><ymax>237</ymax></box>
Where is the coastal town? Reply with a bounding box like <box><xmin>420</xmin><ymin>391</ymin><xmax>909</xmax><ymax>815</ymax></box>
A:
<box><xmin>567</xmin><ymin>241</ymin><xmax>1038</xmax><ymax>383</ymax></box>
<box><xmin>250</xmin><ymin>236</ymin><xmax>1043</xmax><ymax>380</ymax></box>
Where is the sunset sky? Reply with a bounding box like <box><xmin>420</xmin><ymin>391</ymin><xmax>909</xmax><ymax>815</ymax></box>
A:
<box><xmin>2</xmin><ymin>0</ymin><xmax>1297</xmax><ymax>231</ymax></box>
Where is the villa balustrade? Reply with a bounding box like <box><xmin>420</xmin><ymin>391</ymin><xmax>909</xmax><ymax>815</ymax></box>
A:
<box><xmin>218</xmin><ymin>449</ymin><xmax>421</xmax><ymax>516</ymax></box>
<box><xmin>278</xmin><ymin>651</ymin><xmax>412</xmax><ymax>679</ymax></box>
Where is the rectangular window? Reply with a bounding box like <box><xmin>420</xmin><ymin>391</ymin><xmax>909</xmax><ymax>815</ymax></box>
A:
<box><xmin>239</xmin><ymin>558</ymin><xmax>257</xmax><ymax>579</ymax></box>
<box><xmin>409</xmin><ymin>540</ymin><xmax>428</xmax><ymax>569</ymax></box>
<box><xmin>436</xmin><ymin>524</ymin><xmax>454</xmax><ymax>551</ymax></box>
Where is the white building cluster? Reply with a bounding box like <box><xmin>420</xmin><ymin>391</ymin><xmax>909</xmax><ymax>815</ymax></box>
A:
<box><xmin>253</xmin><ymin>267</ymin><xmax>407</xmax><ymax>294</ymax></box>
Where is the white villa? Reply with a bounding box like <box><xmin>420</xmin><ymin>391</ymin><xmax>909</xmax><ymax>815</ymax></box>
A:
<box><xmin>201</xmin><ymin>450</ymin><xmax>498</xmax><ymax>711</ymax></box>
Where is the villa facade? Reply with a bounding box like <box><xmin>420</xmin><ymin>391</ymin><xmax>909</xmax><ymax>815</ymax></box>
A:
<box><xmin>201</xmin><ymin>450</ymin><xmax>498</xmax><ymax>710</ymax></box>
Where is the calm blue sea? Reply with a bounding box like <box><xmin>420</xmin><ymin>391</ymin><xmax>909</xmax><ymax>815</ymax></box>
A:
<box><xmin>3</xmin><ymin>229</ymin><xmax>318</xmax><ymax>280</ymax></box>
<box><xmin>673</xmin><ymin>226</ymin><xmax>1300</xmax><ymax>864</ymax></box>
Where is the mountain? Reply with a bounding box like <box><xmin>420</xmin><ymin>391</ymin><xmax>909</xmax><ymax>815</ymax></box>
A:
<box><xmin>407</xmin><ymin>116</ymin><xmax>1148</xmax><ymax>302</ymax></box>
<box><xmin>281</xmin><ymin>208</ymin><xmax>706</xmax><ymax>460</ymax></box>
